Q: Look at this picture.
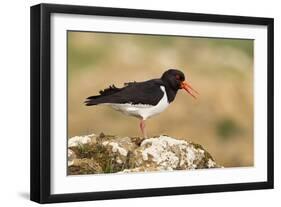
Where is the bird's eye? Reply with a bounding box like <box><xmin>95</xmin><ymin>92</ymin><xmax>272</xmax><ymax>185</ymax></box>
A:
<box><xmin>175</xmin><ymin>75</ymin><xmax>180</xmax><ymax>80</ymax></box>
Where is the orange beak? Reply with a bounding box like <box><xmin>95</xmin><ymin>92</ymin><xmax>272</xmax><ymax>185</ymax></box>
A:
<box><xmin>180</xmin><ymin>81</ymin><xmax>199</xmax><ymax>99</ymax></box>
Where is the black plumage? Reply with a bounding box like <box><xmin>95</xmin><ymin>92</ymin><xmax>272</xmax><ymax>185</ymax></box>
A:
<box><xmin>85</xmin><ymin>69</ymin><xmax>186</xmax><ymax>106</ymax></box>
<box><xmin>85</xmin><ymin>79</ymin><xmax>165</xmax><ymax>106</ymax></box>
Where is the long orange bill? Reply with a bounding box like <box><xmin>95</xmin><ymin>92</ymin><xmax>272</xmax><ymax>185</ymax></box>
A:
<box><xmin>180</xmin><ymin>81</ymin><xmax>199</xmax><ymax>99</ymax></box>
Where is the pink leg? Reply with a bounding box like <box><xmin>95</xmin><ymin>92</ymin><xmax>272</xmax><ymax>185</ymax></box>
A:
<box><xmin>140</xmin><ymin>119</ymin><xmax>147</xmax><ymax>138</ymax></box>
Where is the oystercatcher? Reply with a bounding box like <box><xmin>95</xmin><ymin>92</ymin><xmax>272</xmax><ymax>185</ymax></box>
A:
<box><xmin>85</xmin><ymin>69</ymin><xmax>198</xmax><ymax>138</ymax></box>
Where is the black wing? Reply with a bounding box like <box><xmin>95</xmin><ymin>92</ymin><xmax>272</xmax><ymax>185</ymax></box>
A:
<box><xmin>85</xmin><ymin>79</ymin><xmax>164</xmax><ymax>106</ymax></box>
<box><xmin>86</xmin><ymin>84</ymin><xmax>122</xmax><ymax>100</ymax></box>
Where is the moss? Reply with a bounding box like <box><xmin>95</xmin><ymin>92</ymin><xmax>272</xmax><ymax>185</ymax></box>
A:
<box><xmin>68</xmin><ymin>158</ymin><xmax>103</xmax><ymax>175</ymax></box>
<box><xmin>103</xmin><ymin>155</ymin><xmax>130</xmax><ymax>173</ymax></box>
<box><xmin>68</xmin><ymin>138</ymin><xmax>134</xmax><ymax>174</ymax></box>
<box><xmin>190</xmin><ymin>142</ymin><xmax>217</xmax><ymax>168</ymax></box>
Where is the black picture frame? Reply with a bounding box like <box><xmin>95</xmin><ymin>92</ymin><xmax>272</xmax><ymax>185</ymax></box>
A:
<box><xmin>30</xmin><ymin>3</ymin><xmax>274</xmax><ymax>204</ymax></box>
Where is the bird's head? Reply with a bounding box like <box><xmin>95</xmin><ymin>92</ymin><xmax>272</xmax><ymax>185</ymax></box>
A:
<box><xmin>161</xmin><ymin>69</ymin><xmax>198</xmax><ymax>99</ymax></box>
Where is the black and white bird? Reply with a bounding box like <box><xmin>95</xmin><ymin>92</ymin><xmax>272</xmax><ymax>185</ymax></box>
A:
<box><xmin>85</xmin><ymin>69</ymin><xmax>198</xmax><ymax>138</ymax></box>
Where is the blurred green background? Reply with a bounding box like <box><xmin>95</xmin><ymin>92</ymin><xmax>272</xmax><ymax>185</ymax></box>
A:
<box><xmin>67</xmin><ymin>31</ymin><xmax>253</xmax><ymax>167</ymax></box>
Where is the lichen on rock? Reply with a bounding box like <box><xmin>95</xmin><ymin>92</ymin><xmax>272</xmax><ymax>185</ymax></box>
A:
<box><xmin>68</xmin><ymin>149</ymin><xmax>76</xmax><ymax>166</ymax></box>
<box><xmin>129</xmin><ymin>135</ymin><xmax>217</xmax><ymax>172</ymax></box>
<box><xmin>67</xmin><ymin>133</ymin><xmax>220</xmax><ymax>175</ymax></box>
<box><xmin>68</xmin><ymin>134</ymin><xmax>96</xmax><ymax>147</ymax></box>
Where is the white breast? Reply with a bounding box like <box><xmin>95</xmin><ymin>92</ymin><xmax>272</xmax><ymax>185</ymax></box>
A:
<box><xmin>108</xmin><ymin>86</ymin><xmax>169</xmax><ymax>120</ymax></box>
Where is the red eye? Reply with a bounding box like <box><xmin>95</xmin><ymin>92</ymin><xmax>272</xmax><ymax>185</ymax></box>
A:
<box><xmin>175</xmin><ymin>75</ymin><xmax>180</xmax><ymax>80</ymax></box>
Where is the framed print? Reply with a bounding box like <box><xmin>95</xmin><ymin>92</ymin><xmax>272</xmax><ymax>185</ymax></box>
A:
<box><xmin>30</xmin><ymin>3</ymin><xmax>274</xmax><ymax>203</ymax></box>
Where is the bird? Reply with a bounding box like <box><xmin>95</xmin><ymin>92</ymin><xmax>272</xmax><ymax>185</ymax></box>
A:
<box><xmin>85</xmin><ymin>69</ymin><xmax>198</xmax><ymax>138</ymax></box>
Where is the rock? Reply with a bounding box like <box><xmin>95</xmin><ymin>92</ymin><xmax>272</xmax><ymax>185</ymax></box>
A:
<box><xmin>68</xmin><ymin>134</ymin><xmax>97</xmax><ymax>147</ymax></box>
<box><xmin>67</xmin><ymin>133</ymin><xmax>220</xmax><ymax>175</ymax></box>
<box><xmin>133</xmin><ymin>136</ymin><xmax>212</xmax><ymax>171</ymax></box>
<box><xmin>68</xmin><ymin>149</ymin><xmax>76</xmax><ymax>166</ymax></box>
<box><xmin>68</xmin><ymin>158</ymin><xmax>103</xmax><ymax>175</ymax></box>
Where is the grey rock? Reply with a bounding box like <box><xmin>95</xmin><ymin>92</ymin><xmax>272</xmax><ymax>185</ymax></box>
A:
<box><xmin>67</xmin><ymin>133</ymin><xmax>220</xmax><ymax>175</ymax></box>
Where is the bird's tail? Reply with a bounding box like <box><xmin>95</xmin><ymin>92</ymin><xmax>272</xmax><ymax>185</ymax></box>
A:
<box><xmin>84</xmin><ymin>84</ymin><xmax>122</xmax><ymax>106</ymax></box>
<box><xmin>84</xmin><ymin>95</ymin><xmax>104</xmax><ymax>106</ymax></box>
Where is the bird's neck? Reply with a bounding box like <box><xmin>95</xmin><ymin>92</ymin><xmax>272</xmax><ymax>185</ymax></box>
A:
<box><xmin>164</xmin><ymin>85</ymin><xmax>178</xmax><ymax>103</ymax></box>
